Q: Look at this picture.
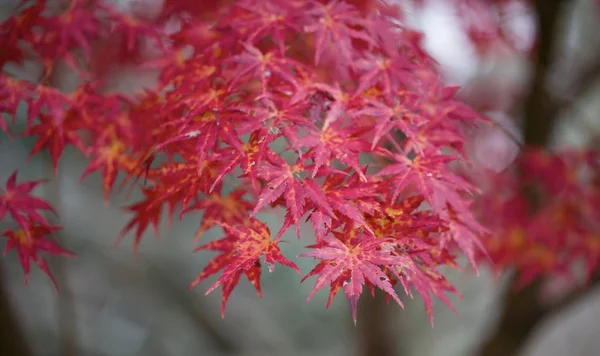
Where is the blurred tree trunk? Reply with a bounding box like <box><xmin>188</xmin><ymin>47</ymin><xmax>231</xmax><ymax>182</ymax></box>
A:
<box><xmin>475</xmin><ymin>1</ymin><xmax>600</xmax><ymax>356</ymax></box>
<box><xmin>0</xmin><ymin>265</ymin><xmax>34</xmax><ymax>356</ymax></box>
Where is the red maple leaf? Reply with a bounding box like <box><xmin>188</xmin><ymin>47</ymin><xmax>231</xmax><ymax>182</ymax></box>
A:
<box><xmin>227</xmin><ymin>42</ymin><xmax>303</xmax><ymax>96</ymax></box>
<box><xmin>235</xmin><ymin>97</ymin><xmax>313</xmax><ymax>154</ymax></box>
<box><xmin>351</xmin><ymin>96</ymin><xmax>423</xmax><ymax>150</ymax></box>
<box><xmin>201</xmin><ymin>218</ymin><xmax>300</xmax><ymax>299</ymax></box>
<box><xmin>190</xmin><ymin>235</ymin><xmax>262</xmax><ymax>317</ymax></box>
<box><xmin>25</xmin><ymin>112</ymin><xmax>85</xmax><ymax>174</ymax></box>
<box><xmin>296</xmin><ymin>118</ymin><xmax>370</xmax><ymax>180</ymax></box>
<box><xmin>0</xmin><ymin>75</ymin><xmax>33</xmax><ymax>132</ymax></box>
<box><xmin>299</xmin><ymin>232</ymin><xmax>405</xmax><ymax>324</ymax></box>
<box><xmin>79</xmin><ymin>136</ymin><xmax>128</xmax><ymax>201</ymax></box>
<box><xmin>0</xmin><ymin>172</ymin><xmax>56</xmax><ymax>236</ymax></box>
<box><xmin>26</xmin><ymin>84</ymin><xmax>71</xmax><ymax>129</ymax></box>
<box><xmin>354</xmin><ymin>52</ymin><xmax>415</xmax><ymax>99</ymax></box>
<box><xmin>252</xmin><ymin>156</ymin><xmax>335</xmax><ymax>237</ymax></box>
<box><xmin>375</xmin><ymin>150</ymin><xmax>477</xmax><ymax>214</ymax></box>
<box><xmin>317</xmin><ymin>170</ymin><xmax>379</xmax><ymax>235</ymax></box>
<box><xmin>2</xmin><ymin>221</ymin><xmax>74</xmax><ymax>291</ymax></box>
<box><xmin>184</xmin><ymin>188</ymin><xmax>253</xmax><ymax>241</ymax></box>
<box><xmin>230</xmin><ymin>1</ymin><xmax>301</xmax><ymax>50</ymax></box>
<box><xmin>34</xmin><ymin>0</ymin><xmax>103</xmax><ymax>65</ymax></box>
<box><xmin>303</xmin><ymin>0</ymin><xmax>374</xmax><ymax>65</ymax></box>
<box><xmin>117</xmin><ymin>187</ymin><xmax>179</xmax><ymax>255</ymax></box>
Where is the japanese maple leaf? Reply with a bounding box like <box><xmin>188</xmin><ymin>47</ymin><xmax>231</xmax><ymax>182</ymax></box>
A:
<box><xmin>369</xmin><ymin>195</ymin><xmax>440</xmax><ymax>239</ymax></box>
<box><xmin>409</xmin><ymin>72</ymin><xmax>486</xmax><ymax>128</ymax></box>
<box><xmin>375</xmin><ymin>150</ymin><xmax>477</xmax><ymax>215</ymax></box>
<box><xmin>150</xmin><ymin>50</ymin><xmax>214</xmax><ymax>89</ymax></box>
<box><xmin>184</xmin><ymin>189</ymin><xmax>253</xmax><ymax>241</ymax></box>
<box><xmin>79</xmin><ymin>135</ymin><xmax>128</xmax><ymax>201</ymax></box>
<box><xmin>102</xmin><ymin>6</ymin><xmax>165</xmax><ymax>53</ymax></box>
<box><xmin>391</xmin><ymin>255</ymin><xmax>459</xmax><ymax>326</ymax></box>
<box><xmin>190</xmin><ymin>234</ymin><xmax>262</xmax><ymax>317</ymax></box>
<box><xmin>252</xmin><ymin>157</ymin><xmax>334</xmax><ymax>237</ymax></box>
<box><xmin>310</xmin><ymin>82</ymin><xmax>357</xmax><ymax>129</ymax></box>
<box><xmin>2</xmin><ymin>222</ymin><xmax>74</xmax><ymax>292</ymax></box>
<box><xmin>0</xmin><ymin>0</ymin><xmax>45</xmax><ymax>40</ymax></box>
<box><xmin>164</xmin><ymin>85</ymin><xmax>236</xmax><ymax>126</ymax></box>
<box><xmin>25</xmin><ymin>113</ymin><xmax>85</xmax><ymax>174</ymax></box>
<box><xmin>0</xmin><ymin>172</ymin><xmax>56</xmax><ymax>235</ymax></box>
<box><xmin>35</xmin><ymin>0</ymin><xmax>102</xmax><ymax>62</ymax></box>
<box><xmin>0</xmin><ymin>75</ymin><xmax>33</xmax><ymax>127</ymax></box>
<box><xmin>117</xmin><ymin>187</ymin><xmax>178</xmax><ymax>255</ymax></box>
<box><xmin>296</xmin><ymin>119</ymin><xmax>370</xmax><ymax>181</ymax></box>
<box><xmin>205</xmin><ymin>132</ymin><xmax>279</xmax><ymax>193</ymax></box>
<box><xmin>227</xmin><ymin>42</ymin><xmax>302</xmax><ymax>96</ymax></box>
<box><xmin>354</xmin><ymin>51</ymin><xmax>415</xmax><ymax>98</ymax></box>
<box><xmin>235</xmin><ymin>96</ymin><xmax>313</xmax><ymax>150</ymax></box>
<box><xmin>303</xmin><ymin>0</ymin><xmax>374</xmax><ymax>65</ymax></box>
<box><xmin>403</xmin><ymin>116</ymin><xmax>467</xmax><ymax>156</ymax></box>
<box><xmin>351</xmin><ymin>97</ymin><xmax>422</xmax><ymax>150</ymax></box>
<box><xmin>360</xmin><ymin>4</ymin><xmax>404</xmax><ymax>56</ymax></box>
<box><xmin>167</xmin><ymin>20</ymin><xmax>220</xmax><ymax>55</ymax></box>
<box><xmin>158</xmin><ymin>110</ymin><xmax>243</xmax><ymax>177</ymax></box>
<box><xmin>26</xmin><ymin>84</ymin><xmax>71</xmax><ymax>129</ymax></box>
<box><xmin>230</xmin><ymin>1</ymin><xmax>301</xmax><ymax>50</ymax></box>
<box><xmin>299</xmin><ymin>233</ymin><xmax>405</xmax><ymax>324</ymax></box>
<box><xmin>443</xmin><ymin>204</ymin><xmax>488</xmax><ymax>270</ymax></box>
<box><xmin>318</xmin><ymin>171</ymin><xmax>378</xmax><ymax>235</ymax></box>
<box><xmin>148</xmin><ymin>156</ymin><xmax>222</xmax><ymax>198</ymax></box>
<box><xmin>375</xmin><ymin>151</ymin><xmax>486</xmax><ymax>263</ymax></box>
<box><xmin>203</xmin><ymin>219</ymin><xmax>300</xmax><ymax>296</ymax></box>
<box><xmin>0</xmin><ymin>0</ymin><xmax>46</xmax><ymax>68</ymax></box>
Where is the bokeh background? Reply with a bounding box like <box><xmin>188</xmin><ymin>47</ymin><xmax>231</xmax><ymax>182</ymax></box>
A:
<box><xmin>1</xmin><ymin>0</ymin><xmax>600</xmax><ymax>355</ymax></box>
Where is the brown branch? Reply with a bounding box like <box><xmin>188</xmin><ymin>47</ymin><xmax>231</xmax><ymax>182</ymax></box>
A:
<box><xmin>554</xmin><ymin>51</ymin><xmax>600</xmax><ymax>115</ymax></box>
<box><xmin>52</xmin><ymin>250</ymin><xmax>78</xmax><ymax>356</ymax></box>
<box><xmin>521</xmin><ymin>0</ymin><xmax>570</xmax><ymax>146</ymax></box>
<box><xmin>0</xmin><ymin>265</ymin><xmax>34</xmax><ymax>356</ymax></box>
<box><xmin>477</xmin><ymin>274</ymin><xmax>600</xmax><ymax>356</ymax></box>
<box><xmin>357</xmin><ymin>291</ymin><xmax>399</xmax><ymax>356</ymax></box>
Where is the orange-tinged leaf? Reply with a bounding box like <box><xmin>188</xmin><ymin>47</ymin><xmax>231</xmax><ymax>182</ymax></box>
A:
<box><xmin>79</xmin><ymin>136</ymin><xmax>128</xmax><ymax>201</ymax></box>
<box><xmin>304</xmin><ymin>0</ymin><xmax>374</xmax><ymax>65</ymax></box>
<box><xmin>201</xmin><ymin>218</ymin><xmax>300</xmax><ymax>302</ymax></box>
<box><xmin>185</xmin><ymin>188</ymin><xmax>253</xmax><ymax>241</ymax></box>
<box><xmin>117</xmin><ymin>188</ymin><xmax>177</xmax><ymax>255</ymax></box>
<box><xmin>0</xmin><ymin>172</ymin><xmax>56</xmax><ymax>237</ymax></box>
<box><xmin>190</xmin><ymin>235</ymin><xmax>262</xmax><ymax>317</ymax></box>
<box><xmin>25</xmin><ymin>113</ymin><xmax>84</xmax><ymax>173</ymax></box>
<box><xmin>299</xmin><ymin>233</ymin><xmax>405</xmax><ymax>324</ymax></box>
<box><xmin>2</xmin><ymin>221</ymin><xmax>74</xmax><ymax>292</ymax></box>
